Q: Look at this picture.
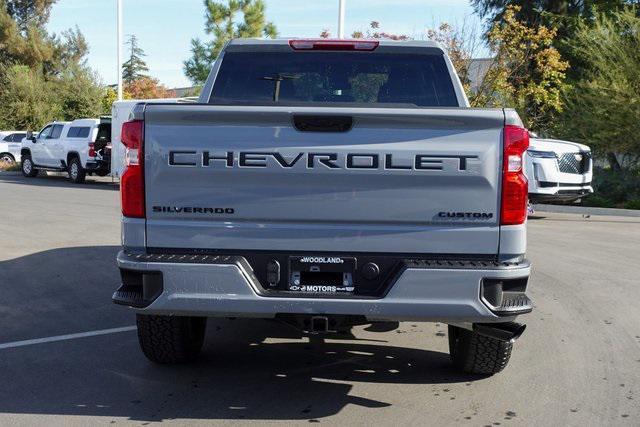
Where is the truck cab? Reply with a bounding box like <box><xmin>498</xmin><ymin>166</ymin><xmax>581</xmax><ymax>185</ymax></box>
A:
<box><xmin>21</xmin><ymin>118</ymin><xmax>112</xmax><ymax>183</ymax></box>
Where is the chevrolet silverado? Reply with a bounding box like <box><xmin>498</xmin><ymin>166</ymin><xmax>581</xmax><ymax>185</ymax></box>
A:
<box><xmin>113</xmin><ymin>38</ymin><xmax>533</xmax><ymax>375</ymax></box>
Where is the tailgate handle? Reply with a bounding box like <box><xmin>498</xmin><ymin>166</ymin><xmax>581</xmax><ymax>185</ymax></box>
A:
<box><xmin>293</xmin><ymin>115</ymin><xmax>353</xmax><ymax>132</ymax></box>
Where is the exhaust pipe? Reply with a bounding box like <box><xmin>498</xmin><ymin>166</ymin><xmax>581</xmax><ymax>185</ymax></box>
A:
<box><xmin>473</xmin><ymin>322</ymin><xmax>526</xmax><ymax>343</ymax></box>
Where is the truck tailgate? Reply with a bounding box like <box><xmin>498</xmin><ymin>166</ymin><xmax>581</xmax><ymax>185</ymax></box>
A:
<box><xmin>143</xmin><ymin>105</ymin><xmax>505</xmax><ymax>255</ymax></box>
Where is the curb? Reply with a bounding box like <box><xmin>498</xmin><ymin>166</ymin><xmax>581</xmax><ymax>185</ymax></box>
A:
<box><xmin>0</xmin><ymin>171</ymin><xmax>21</xmax><ymax>176</ymax></box>
<box><xmin>533</xmin><ymin>203</ymin><xmax>640</xmax><ymax>218</ymax></box>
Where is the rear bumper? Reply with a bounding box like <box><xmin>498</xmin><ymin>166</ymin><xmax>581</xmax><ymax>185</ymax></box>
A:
<box><xmin>85</xmin><ymin>160</ymin><xmax>110</xmax><ymax>173</ymax></box>
<box><xmin>115</xmin><ymin>251</ymin><xmax>532</xmax><ymax>323</ymax></box>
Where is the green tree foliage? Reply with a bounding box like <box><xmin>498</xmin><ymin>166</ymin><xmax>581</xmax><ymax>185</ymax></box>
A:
<box><xmin>122</xmin><ymin>34</ymin><xmax>148</xmax><ymax>83</ymax></box>
<box><xmin>51</xmin><ymin>26</ymin><xmax>89</xmax><ymax>71</ymax></box>
<box><xmin>481</xmin><ymin>6</ymin><xmax>568</xmax><ymax>131</ymax></box>
<box><xmin>5</xmin><ymin>0</ymin><xmax>56</xmax><ymax>31</ymax></box>
<box><xmin>425</xmin><ymin>9</ymin><xmax>567</xmax><ymax>131</ymax></box>
<box><xmin>0</xmin><ymin>0</ymin><xmax>54</xmax><ymax>68</ymax></box>
<box><xmin>101</xmin><ymin>87</ymin><xmax>118</xmax><ymax>115</ymax></box>
<box><xmin>0</xmin><ymin>65</ymin><xmax>60</xmax><ymax>129</ymax></box>
<box><xmin>555</xmin><ymin>8</ymin><xmax>640</xmax><ymax>166</ymax></box>
<box><xmin>471</xmin><ymin>0</ymin><xmax>636</xmax><ymax>35</ymax></box>
<box><xmin>0</xmin><ymin>0</ymin><xmax>103</xmax><ymax>130</ymax></box>
<box><xmin>471</xmin><ymin>0</ymin><xmax>639</xmax><ymax>78</ymax></box>
<box><xmin>57</xmin><ymin>65</ymin><xmax>103</xmax><ymax>120</ymax></box>
<box><xmin>184</xmin><ymin>0</ymin><xmax>277</xmax><ymax>84</ymax></box>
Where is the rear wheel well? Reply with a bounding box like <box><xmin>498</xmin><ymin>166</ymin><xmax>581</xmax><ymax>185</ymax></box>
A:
<box><xmin>67</xmin><ymin>151</ymin><xmax>80</xmax><ymax>166</ymax></box>
<box><xmin>0</xmin><ymin>152</ymin><xmax>14</xmax><ymax>160</ymax></box>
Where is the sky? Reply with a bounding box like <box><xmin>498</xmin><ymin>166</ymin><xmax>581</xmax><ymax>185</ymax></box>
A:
<box><xmin>47</xmin><ymin>0</ymin><xmax>482</xmax><ymax>88</ymax></box>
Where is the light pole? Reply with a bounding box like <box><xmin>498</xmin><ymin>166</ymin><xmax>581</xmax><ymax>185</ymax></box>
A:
<box><xmin>116</xmin><ymin>0</ymin><xmax>123</xmax><ymax>101</ymax></box>
<box><xmin>338</xmin><ymin>0</ymin><xmax>345</xmax><ymax>39</ymax></box>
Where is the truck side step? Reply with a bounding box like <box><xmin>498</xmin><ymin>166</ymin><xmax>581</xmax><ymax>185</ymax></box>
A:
<box><xmin>112</xmin><ymin>285</ymin><xmax>147</xmax><ymax>308</ymax></box>
<box><xmin>481</xmin><ymin>277</ymin><xmax>533</xmax><ymax>315</ymax></box>
<box><xmin>493</xmin><ymin>293</ymin><xmax>533</xmax><ymax>315</ymax></box>
<box><xmin>112</xmin><ymin>269</ymin><xmax>164</xmax><ymax>308</ymax></box>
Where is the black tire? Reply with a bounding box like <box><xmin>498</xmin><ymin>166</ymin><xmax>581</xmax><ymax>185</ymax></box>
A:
<box><xmin>67</xmin><ymin>157</ymin><xmax>86</xmax><ymax>183</ymax></box>
<box><xmin>136</xmin><ymin>314</ymin><xmax>207</xmax><ymax>364</ymax></box>
<box><xmin>448</xmin><ymin>325</ymin><xmax>513</xmax><ymax>375</ymax></box>
<box><xmin>21</xmin><ymin>156</ymin><xmax>38</xmax><ymax>177</ymax></box>
<box><xmin>1</xmin><ymin>153</ymin><xmax>15</xmax><ymax>166</ymax></box>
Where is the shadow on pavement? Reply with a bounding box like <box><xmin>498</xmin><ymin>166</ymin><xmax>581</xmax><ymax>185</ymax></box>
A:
<box><xmin>0</xmin><ymin>173</ymin><xmax>118</xmax><ymax>190</ymax></box>
<box><xmin>0</xmin><ymin>245</ymin><xmax>476</xmax><ymax>422</ymax></box>
<box><xmin>0</xmin><ymin>246</ymin><xmax>125</xmax><ymax>341</ymax></box>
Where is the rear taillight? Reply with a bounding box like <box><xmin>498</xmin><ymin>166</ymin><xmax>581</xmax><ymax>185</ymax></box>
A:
<box><xmin>88</xmin><ymin>142</ymin><xmax>96</xmax><ymax>157</ymax></box>
<box><xmin>501</xmin><ymin>125</ymin><xmax>529</xmax><ymax>225</ymax></box>
<box><xmin>289</xmin><ymin>39</ymin><xmax>379</xmax><ymax>51</ymax></box>
<box><xmin>120</xmin><ymin>120</ymin><xmax>145</xmax><ymax>218</ymax></box>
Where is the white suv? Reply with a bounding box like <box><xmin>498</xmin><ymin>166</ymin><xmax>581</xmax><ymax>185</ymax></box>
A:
<box><xmin>0</xmin><ymin>131</ymin><xmax>27</xmax><ymax>165</ymax></box>
<box><xmin>525</xmin><ymin>135</ymin><xmax>593</xmax><ymax>203</ymax></box>
<box><xmin>21</xmin><ymin>118</ymin><xmax>112</xmax><ymax>183</ymax></box>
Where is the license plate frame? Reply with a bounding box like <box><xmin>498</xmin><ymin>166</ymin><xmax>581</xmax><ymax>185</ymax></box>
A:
<box><xmin>288</xmin><ymin>256</ymin><xmax>356</xmax><ymax>294</ymax></box>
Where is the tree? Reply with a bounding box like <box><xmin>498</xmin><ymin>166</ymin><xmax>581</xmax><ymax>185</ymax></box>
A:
<box><xmin>184</xmin><ymin>0</ymin><xmax>277</xmax><ymax>84</ymax></box>
<box><xmin>555</xmin><ymin>8</ymin><xmax>640</xmax><ymax>168</ymax></box>
<box><xmin>47</xmin><ymin>26</ymin><xmax>89</xmax><ymax>77</ymax></box>
<box><xmin>56</xmin><ymin>65</ymin><xmax>103</xmax><ymax>120</ymax></box>
<box><xmin>352</xmin><ymin>21</ymin><xmax>410</xmax><ymax>40</ymax></box>
<box><xmin>0</xmin><ymin>0</ymin><xmax>55</xmax><ymax>68</ymax></box>
<box><xmin>101</xmin><ymin>87</ymin><xmax>118</xmax><ymax>115</ymax></box>
<box><xmin>125</xmin><ymin>76</ymin><xmax>175</xmax><ymax>99</ymax></box>
<box><xmin>0</xmin><ymin>0</ymin><xmax>105</xmax><ymax>130</ymax></box>
<box><xmin>478</xmin><ymin>6</ymin><xmax>568</xmax><ymax>131</ymax></box>
<box><xmin>471</xmin><ymin>0</ymin><xmax>636</xmax><ymax>34</ymax></box>
<box><xmin>426</xmin><ymin>22</ymin><xmax>483</xmax><ymax>96</ymax></box>
<box><xmin>470</xmin><ymin>0</ymin><xmax>639</xmax><ymax>79</ymax></box>
<box><xmin>0</xmin><ymin>65</ymin><xmax>61</xmax><ymax>130</ymax></box>
<box><xmin>4</xmin><ymin>0</ymin><xmax>56</xmax><ymax>31</ymax></box>
<box><xmin>122</xmin><ymin>34</ymin><xmax>148</xmax><ymax>84</ymax></box>
<box><xmin>321</xmin><ymin>21</ymin><xmax>409</xmax><ymax>40</ymax></box>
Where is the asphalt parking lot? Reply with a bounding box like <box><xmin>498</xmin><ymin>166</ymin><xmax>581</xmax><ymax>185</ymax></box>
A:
<box><xmin>1</xmin><ymin>173</ymin><xmax>639</xmax><ymax>426</ymax></box>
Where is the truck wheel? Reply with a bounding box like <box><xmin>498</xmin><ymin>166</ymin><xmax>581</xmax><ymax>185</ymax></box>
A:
<box><xmin>68</xmin><ymin>157</ymin><xmax>86</xmax><ymax>183</ymax></box>
<box><xmin>1</xmin><ymin>153</ymin><xmax>15</xmax><ymax>166</ymax></box>
<box><xmin>136</xmin><ymin>314</ymin><xmax>207</xmax><ymax>364</ymax></box>
<box><xmin>448</xmin><ymin>325</ymin><xmax>513</xmax><ymax>375</ymax></box>
<box><xmin>21</xmin><ymin>156</ymin><xmax>38</xmax><ymax>177</ymax></box>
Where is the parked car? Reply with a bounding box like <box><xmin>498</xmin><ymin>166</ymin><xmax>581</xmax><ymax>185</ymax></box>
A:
<box><xmin>0</xmin><ymin>131</ymin><xmax>27</xmax><ymax>165</ymax></box>
<box><xmin>525</xmin><ymin>134</ymin><xmax>593</xmax><ymax>203</ymax></box>
<box><xmin>113</xmin><ymin>38</ymin><xmax>532</xmax><ymax>375</ymax></box>
<box><xmin>21</xmin><ymin>118</ymin><xmax>112</xmax><ymax>183</ymax></box>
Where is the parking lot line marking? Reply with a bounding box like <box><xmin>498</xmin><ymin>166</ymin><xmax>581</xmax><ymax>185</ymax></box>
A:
<box><xmin>0</xmin><ymin>325</ymin><xmax>137</xmax><ymax>350</ymax></box>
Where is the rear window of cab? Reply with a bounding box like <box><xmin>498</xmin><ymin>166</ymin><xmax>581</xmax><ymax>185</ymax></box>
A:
<box><xmin>67</xmin><ymin>127</ymin><xmax>91</xmax><ymax>138</ymax></box>
<box><xmin>209</xmin><ymin>50</ymin><xmax>458</xmax><ymax>108</ymax></box>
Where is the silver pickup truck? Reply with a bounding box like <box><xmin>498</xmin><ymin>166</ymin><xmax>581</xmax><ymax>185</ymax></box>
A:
<box><xmin>113</xmin><ymin>38</ymin><xmax>532</xmax><ymax>375</ymax></box>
